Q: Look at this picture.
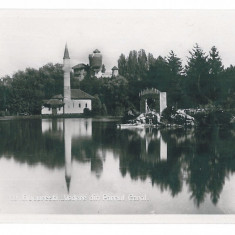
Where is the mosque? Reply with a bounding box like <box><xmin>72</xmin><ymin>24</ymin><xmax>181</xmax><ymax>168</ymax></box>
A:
<box><xmin>41</xmin><ymin>44</ymin><xmax>119</xmax><ymax>115</ymax></box>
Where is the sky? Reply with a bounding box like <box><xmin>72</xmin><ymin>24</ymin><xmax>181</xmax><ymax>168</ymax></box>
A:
<box><xmin>1</xmin><ymin>10</ymin><xmax>235</xmax><ymax>77</ymax></box>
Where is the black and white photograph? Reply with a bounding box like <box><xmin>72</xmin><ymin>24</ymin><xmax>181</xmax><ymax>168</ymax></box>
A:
<box><xmin>0</xmin><ymin>9</ymin><xmax>235</xmax><ymax>221</ymax></box>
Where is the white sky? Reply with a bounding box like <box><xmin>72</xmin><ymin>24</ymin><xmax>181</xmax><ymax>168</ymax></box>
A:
<box><xmin>1</xmin><ymin>10</ymin><xmax>235</xmax><ymax>77</ymax></box>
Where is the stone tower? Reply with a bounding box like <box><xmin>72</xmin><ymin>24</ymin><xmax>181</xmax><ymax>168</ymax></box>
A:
<box><xmin>63</xmin><ymin>43</ymin><xmax>71</xmax><ymax>100</ymax></box>
<box><xmin>111</xmin><ymin>66</ymin><xmax>119</xmax><ymax>77</ymax></box>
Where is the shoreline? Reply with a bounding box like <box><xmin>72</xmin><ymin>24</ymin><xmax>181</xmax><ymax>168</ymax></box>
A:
<box><xmin>0</xmin><ymin>115</ymin><xmax>122</xmax><ymax>121</ymax></box>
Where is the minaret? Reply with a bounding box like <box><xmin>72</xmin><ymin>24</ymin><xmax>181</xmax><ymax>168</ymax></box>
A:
<box><xmin>63</xmin><ymin>43</ymin><xmax>71</xmax><ymax>100</ymax></box>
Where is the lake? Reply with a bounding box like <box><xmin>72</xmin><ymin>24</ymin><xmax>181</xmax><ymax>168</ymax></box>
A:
<box><xmin>0</xmin><ymin>118</ymin><xmax>235</xmax><ymax>214</ymax></box>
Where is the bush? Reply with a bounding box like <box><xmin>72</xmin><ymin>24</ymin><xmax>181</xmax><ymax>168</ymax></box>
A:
<box><xmin>161</xmin><ymin>106</ymin><xmax>177</xmax><ymax>123</ymax></box>
<box><xmin>101</xmin><ymin>104</ymin><xmax>107</xmax><ymax>116</ymax></box>
<box><xmin>194</xmin><ymin>110</ymin><xmax>232</xmax><ymax>127</ymax></box>
<box><xmin>83</xmin><ymin>108</ymin><xmax>92</xmax><ymax>116</ymax></box>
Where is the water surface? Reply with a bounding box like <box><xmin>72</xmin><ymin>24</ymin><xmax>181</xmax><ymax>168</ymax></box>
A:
<box><xmin>0</xmin><ymin>118</ymin><xmax>235</xmax><ymax>214</ymax></box>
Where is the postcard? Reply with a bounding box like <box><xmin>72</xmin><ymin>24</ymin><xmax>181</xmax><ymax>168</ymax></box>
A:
<box><xmin>0</xmin><ymin>9</ymin><xmax>234</xmax><ymax>223</ymax></box>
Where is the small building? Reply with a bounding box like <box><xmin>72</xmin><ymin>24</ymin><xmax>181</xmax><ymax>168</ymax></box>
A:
<box><xmin>41</xmin><ymin>95</ymin><xmax>64</xmax><ymax>115</ymax></box>
<box><xmin>72</xmin><ymin>63</ymin><xmax>87</xmax><ymax>81</ymax></box>
<box><xmin>63</xmin><ymin>88</ymin><xmax>94</xmax><ymax>114</ymax></box>
<box><xmin>111</xmin><ymin>66</ymin><xmax>119</xmax><ymax>77</ymax></box>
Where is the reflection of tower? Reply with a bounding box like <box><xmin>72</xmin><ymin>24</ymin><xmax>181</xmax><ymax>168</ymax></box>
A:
<box><xmin>160</xmin><ymin>135</ymin><xmax>167</xmax><ymax>161</ymax></box>
<box><xmin>63</xmin><ymin>118</ymin><xmax>93</xmax><ymax>193</ymax></box>
<box><xmin>41</xmin><ymin>118</ymin><xmax>93</xmax><ymax>193</ymax></box>
<box><xmin>64</xmin><ymin>119</ymin><xmax>72</xmax><ymax>193</ymax></box>
<box><xmin>138</xmin><ymin>128</ymin><xmax>167</xmax><ymax>163</ymax></box>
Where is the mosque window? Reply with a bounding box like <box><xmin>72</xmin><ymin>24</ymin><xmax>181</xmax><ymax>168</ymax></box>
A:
<box><xmin>85</xmin><ymin>103</ymin><xmax>87</xmax><ymax>108</ymax></box>
<box><xmin>79</xmin><ymin>103</ymin><xmax>81</xmax><ymax>108</ymax></box>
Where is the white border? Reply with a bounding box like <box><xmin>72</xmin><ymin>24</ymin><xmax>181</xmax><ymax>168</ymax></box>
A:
<box><xmin>0</xmin><ymin>214</ymin><xmax>235</xmax><ymax>223</ymax></box>
<box><xmin>0</xmin><ymin>1</ymin><xmax>235</xmax><ymax>231</ymax></box>
<box><xmin>0</xmin><ymin>0</ymin><xmax>235</xmax><ymax>9</ymax></box>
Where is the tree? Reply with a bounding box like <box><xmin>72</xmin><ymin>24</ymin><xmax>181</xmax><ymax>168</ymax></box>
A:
<box><xmin>137</xmin><ymin>49</ymin><xmax>148</xmax><ymax>79</ymax></box>
<box><xmin>220</xmin><ymin>65</ymin><xmax>235</xmax><ymax>110</ymax></box>
<box><xmin>102</xmin><ymin>76</ymin><xmax>129</xmax><ymax>115</ymax></box>
<box><xmin>166</xmin><ymin>51</ymin><xmax>184</xmax><ymax>108</ymax></box>
<box><xmin>146</xmin><ymin>56</ymin><xmax>171</xmax><ymax>91</ymax></box>
<box><xmin>39</xmin><ymin>63</ymin><xmax>64</xmax><ymax>99</ymax></box>
<box><xmin>118</xmin><ymin>53</ymin><xmax>127</xmax><ymax>76</ymax></box>
<box><xmin>101</xmin><ymin>64</ymin><xmax>106</xmax><ymax>73</ymax></box>
<box><xmin>92</xmin><ymin>94</ymin><xmax>102</xmax><ymax>115</ymax></box>
<box><xmin>185</xmin><ymin>44</ymin><xmax>210</xmax><ymax>106</ymax></box>
<box><xmin>126</xmin><ymin>50</ymin><xmax>139</xmax><ymax>80</ymax></box>
<box><xmin>147</xmin><ymin>53</ymin><xmax>156</xmax><ymax>70</ymax></box>
<box><xmin>207</xmin><ymin>46</ymin><xmax>224</xmax><ymax>103</ymax></box>
<box><xmin>167</xmin><ymin>50</ymin><xmax>183</xmax><ymax>75</ymax></box>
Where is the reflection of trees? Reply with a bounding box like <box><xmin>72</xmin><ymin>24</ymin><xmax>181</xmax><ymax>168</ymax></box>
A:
<box><xmin>184</xmin><ymin>127</ymin><xmax>232</xmax><ymax>207</ymax></box>
<box><xmin>0</xmin><ymin>119</ymin><xmax>235</xmax><ymax>207</ymax></box>
<box><xmin>117</xmin><ymin>128</ymin><xmax>185</xmax><ymax>196</ymax></box>
<box><xmin>71</xmin><ymin>121</ymin><xmax>119</xmax><ymax>178</ymax></box>
<box><xmin>117</xmin><ymin>126</ymin><xmax>235</xmax><ymax>206</ymax></box>
<box><xmin>0</xmin><ymin>119</ymin><xmax>64</xmax><ymax>168</ymax></box>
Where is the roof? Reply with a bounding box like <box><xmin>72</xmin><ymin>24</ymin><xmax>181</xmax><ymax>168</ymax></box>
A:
<box><xmin>93</xmin><ymin>49</ymin><xmax>101</xmax><ymax>53</ymax></box>
<box><xmin>52</xmin><ymin>94</ymin><xmax>63</xmax><ymax>99</ymax></box>
<box><xmin>63</xmin><ymin>43</ymin><xmax>70</xmax><ymax>59</ymax></box>
<box><xmin>112</xmin><ymin>66</ymin><xmax>119</xmax><ymax>70</ymax></box>
<box><xmin>72</xmin><ymin>63</ymin><xmax>87</xmax><ymax>69</ymax></box>
<box><xmin>71</xmin><ymin>89</ymin><xmax>94</xmax><ymax>100</ymax></box>
<box><xmin>43</xmin><ymin>99</ymin><xmax>64</xmax><ymax>107</ymax></box>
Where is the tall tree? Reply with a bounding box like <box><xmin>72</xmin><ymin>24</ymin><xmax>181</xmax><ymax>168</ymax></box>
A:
<box><xmin>185</xmin><ymin>44</ymin><xmax>210</xmax><ymax>106</ymax></box>
<box><xmin>126</xmin><ymin>50</ymin><xmax>138</xmax><ymax>80</ymax></box>
<box><xmin>101</xmin><ymin>64</ymin><xmax>106</xmax><ymax>73</ymax></box>
<box><xmin>167</xmin><ymin>50</ymin><xmax>183</xmax><ymax>75</ymax></box>
<box><xmin>137</xmin><ymin>49</ymin><xmax>148</xmax><ymax>79</ymax></box>
<box><xmin>146</xmin><ymin>56</ymin><xmax>171</xmax><ymax>92</ymax></box>
<box><xmin>118</xmin><ymin>53</ymin><xmax>127</xmax><ymax>76</ymax></box>
<box><xmin>167</xmin><ymin>51</ymin><xmax>184</xmax><ymax>108</ymax></box>
<box><xmin>208</xmin><ymin>46</ymin><xmax>224</xmax><ymax>103</ymax></box>
<box><xmin>147</xmin><ymin>53</ymin><xmax>156</xmax><ymax>70</ymax></box>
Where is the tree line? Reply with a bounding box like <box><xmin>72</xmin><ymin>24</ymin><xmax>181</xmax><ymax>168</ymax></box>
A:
<box><xmin>0</xmin><ymin>44</ymin><xmax>235</xmax><ymax>116</ymax></box>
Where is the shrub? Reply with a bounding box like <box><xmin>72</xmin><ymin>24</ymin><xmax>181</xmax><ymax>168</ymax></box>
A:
<box><xmin>83</xmin><ymin>108</ymin><xmax>92</xmax><ymax>116</ymax></box>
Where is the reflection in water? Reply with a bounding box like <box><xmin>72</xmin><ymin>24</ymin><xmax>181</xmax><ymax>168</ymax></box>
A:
<box><xmin>42</xmin><ymin>119</ymin><xmax>93</xmax><ymax>192</ymax></box>
<box><xmin>137</xmin><ymin>128</ymin><xmax>167</xmax><ymax>163</ymax></box>
<box><xmin>0</xmin><ymin>118</ymin><xmax>235</xmax><ymax>211</ymax></box>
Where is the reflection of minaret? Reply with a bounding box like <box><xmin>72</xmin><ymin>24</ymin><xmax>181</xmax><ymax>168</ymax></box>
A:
<box><xmin>160</xmin><ymin>135</ymin><xmax>167</xmax><ymax>161</ymax></box>
<box><xmin>64</xmin><ymin>119</ymin><xmax>72</xmax><ymax>193</ymax></box>
<box><xmin>63</xmin><ymin>118</ymin><xmax>93</xmax><ymax>193</ymax></box>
